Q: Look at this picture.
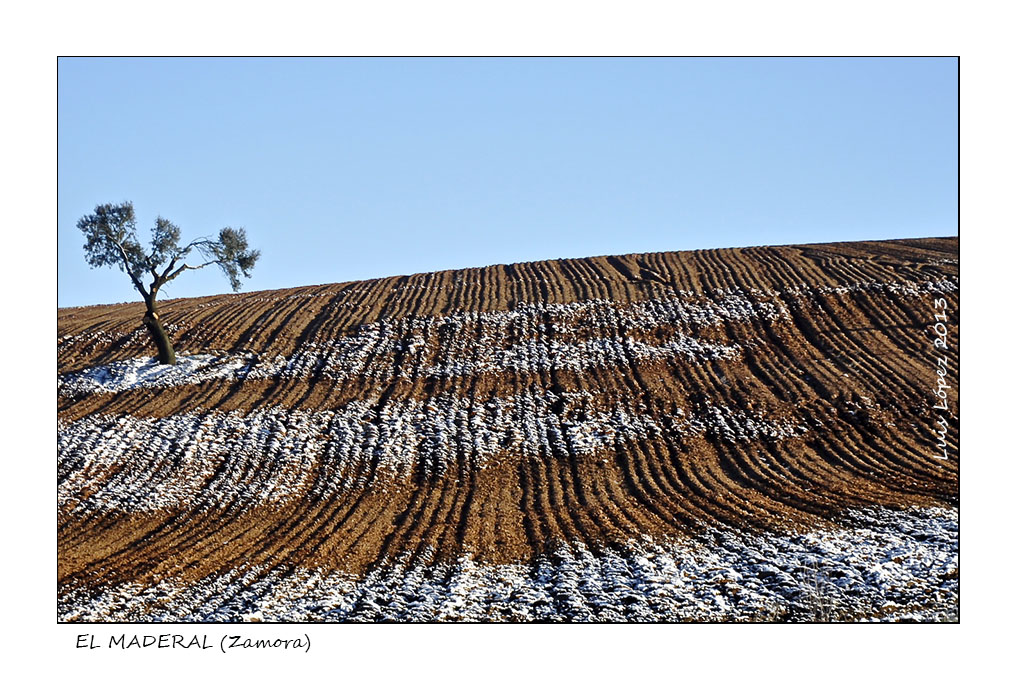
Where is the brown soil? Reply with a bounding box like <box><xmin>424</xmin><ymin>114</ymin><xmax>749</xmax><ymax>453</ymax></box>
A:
<box><xmin>58</xmin><ymin>237</ymin><xmax>959</xmax><ymax>590</ymax></box>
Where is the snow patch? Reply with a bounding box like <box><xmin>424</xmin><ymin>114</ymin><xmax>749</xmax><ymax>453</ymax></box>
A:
<box><xmin>58</xmin><ymin>505</ymin><xmax>958</xmax><ymax>623</ymax></box>
<box><xmin>59</xmin><ymin>354</ymin><xmax>253</xmax><ymax>397</ymax></box>
<box><xmin>58</xmin><ymin>394</ymin><xmax>805</xmax><ymax>512</ymax></box>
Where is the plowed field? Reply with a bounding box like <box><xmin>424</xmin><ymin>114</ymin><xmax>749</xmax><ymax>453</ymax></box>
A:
<box><xmin>58</xmin><ymin>237</ymin><xmax>959</xmax><ymax>621</ymax></box>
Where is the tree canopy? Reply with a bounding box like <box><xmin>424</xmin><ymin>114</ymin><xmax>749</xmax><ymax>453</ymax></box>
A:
<box><xmin>78</xmin><ymin>201</ymin><xmax>260</xmax><ymax>302</ymax></box>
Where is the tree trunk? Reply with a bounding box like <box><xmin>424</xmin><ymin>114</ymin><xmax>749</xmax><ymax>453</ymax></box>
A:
<box><xmin>143</xmin><ymin>303</ymin><xmax>176</xmax><ymax>365</ymax></box>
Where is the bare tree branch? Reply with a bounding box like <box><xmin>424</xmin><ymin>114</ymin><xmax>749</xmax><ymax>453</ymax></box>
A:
<box><xmin>115</xmin><ymin>241</ymin><xmax>149</xmax><ymax>302</ymax></box>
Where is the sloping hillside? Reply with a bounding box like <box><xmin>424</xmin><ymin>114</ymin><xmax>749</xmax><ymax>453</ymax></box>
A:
<box><xmin>57</xmin><ymin>237</ymin><xmax>959</xmax><ymax>621</ymax></box>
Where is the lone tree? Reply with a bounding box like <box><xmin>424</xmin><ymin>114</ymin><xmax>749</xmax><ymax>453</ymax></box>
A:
<box><xmin>76</xmin><ymin>201</ymin><xmax>260</xmax><ymax>365</ymax></box>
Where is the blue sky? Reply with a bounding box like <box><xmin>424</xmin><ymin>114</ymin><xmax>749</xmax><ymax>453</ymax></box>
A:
<box><xmin>58</xmin><ymin>57</ymin><xmax>957</xmax><ymax>308</ymax></box>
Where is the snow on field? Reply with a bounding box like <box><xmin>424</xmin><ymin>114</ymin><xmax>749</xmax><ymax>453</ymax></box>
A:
<box><xmin>426</xmin><ymin>334</ymin><xmax>740</xmax><ymax>379</ymax></box>
<box><xmin>58</xmin><ymin>392</ymin><xmax>805</xmax><ymax>512</ymax></box>
<box><xmin>58</xmin><ymin>353</ymin><xmax>255</xmax><ymax>397</ymax></box>
<box><xmin>59</xmin><ymin>276</ymin><xmax>958</xmax><ymax>398</ymax></box>
<box><xmin>57</xmin><ymin>288</ymin><xmax>785</xmax><ymax>396</ymax></box>
<box><xmin>56</xmin><ymin>264</ymin><xmax>959</xmax><ymax>623</ymax></box>
<box><xmin>785</xmin><ymin>276</ymin><xmax>959</xmax><ymax>299</ymax></box>
<box><xmin>57</xmin><ymin>504</ymin><xmax>957</xmax><ymax>623</ymax></box>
